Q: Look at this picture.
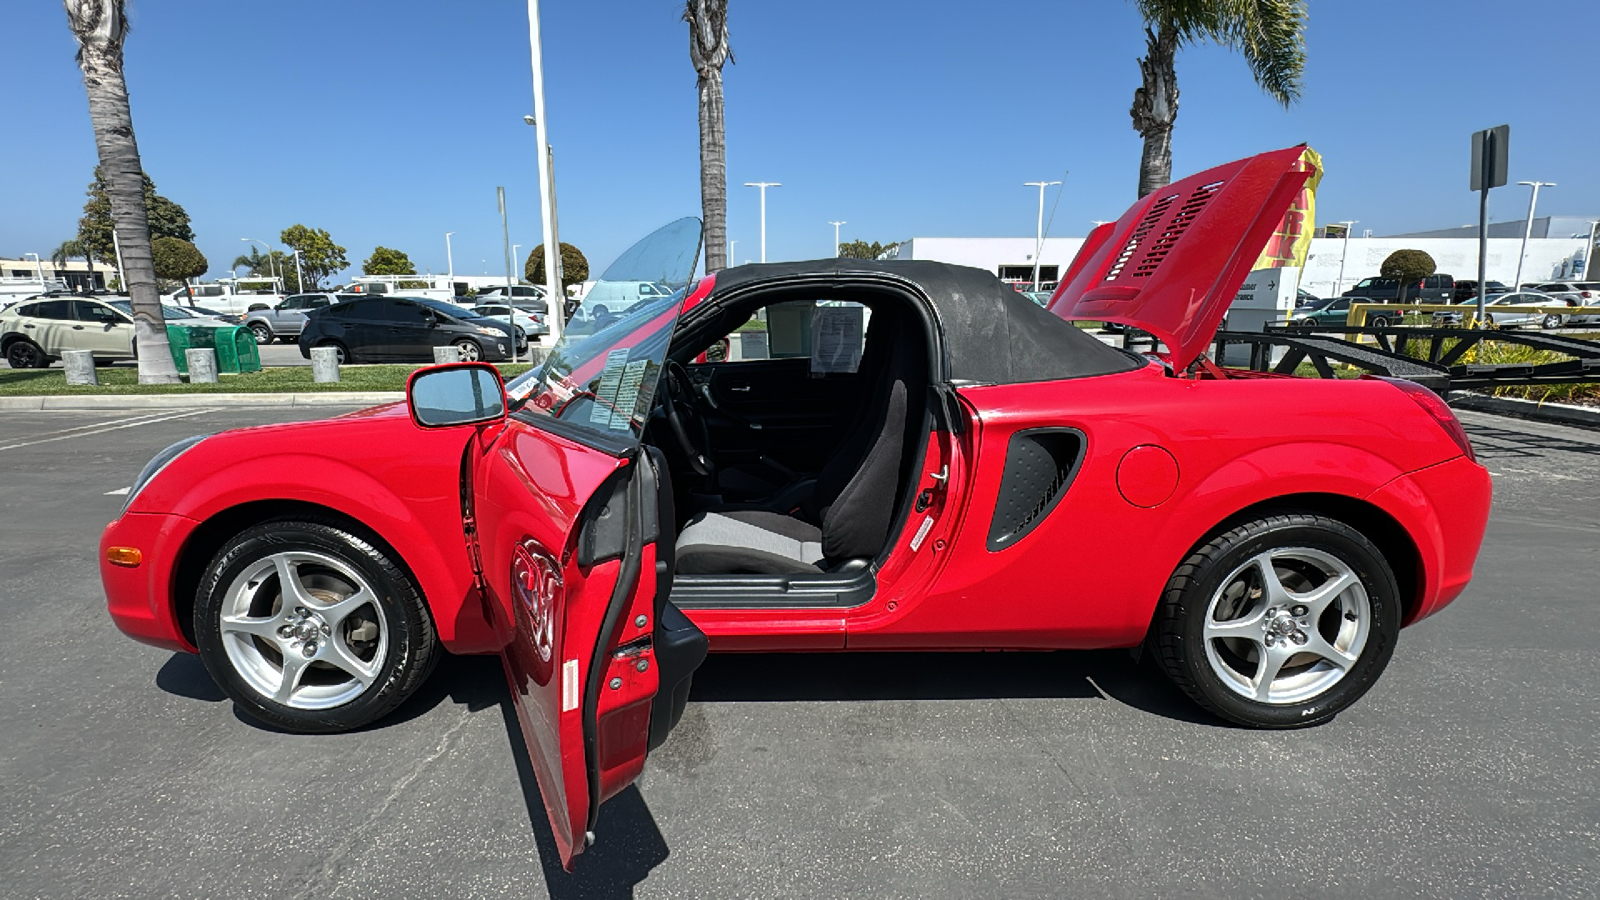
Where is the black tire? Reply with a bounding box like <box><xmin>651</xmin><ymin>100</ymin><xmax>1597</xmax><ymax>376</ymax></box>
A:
<box><xmin>1541</xmin><ymin>314</ymin><xmax>1564</xmax><ymax>329</ymax></box>
<box><xmin>249</xmin><ymin>322</ymin><xmax>274</xmax><ymax>345</ymax></box>
<box><xmin>451</xmin><ymin>338</ymin><xmax>482</xmax><ymax>362</ymax></box>
<box><xmin>1151</xmin><ymin>512</ymin><xmax>1401</xmax><ymax>729</ymax></box>
<box><xmin>318</xmin><ymin>340</ymin><xmax>352</xmax><ymax>365</ymax></box>
<box><xmin>1369</xmin><ymin>315</ymin><xmax>1390</xmax><ymax>328</ymax></box>
<box><xmin>194</xmin><ymin>519</ymin><xmax>439</xmax><ymax>733</ymax></box>
<box><xmin>5</xmin><ymin>339</ymin><xmax>47</xmax><ymax>369</ymax></box>
<box><xmin>593</xmin><ymin>304</ymin><xmax>610</xmax><ymax>319</ymax></box>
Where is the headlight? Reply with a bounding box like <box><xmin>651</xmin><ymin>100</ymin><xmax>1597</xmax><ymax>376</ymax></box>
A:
<box><xmin>123</xmin><ymin>434</ymin><xmax>210</xmax><ymax>513</ymax></box>
<box><xmin>476</xmin><ymin>326</ymin><xmax>503</xmax><ymax>336</ymax></box>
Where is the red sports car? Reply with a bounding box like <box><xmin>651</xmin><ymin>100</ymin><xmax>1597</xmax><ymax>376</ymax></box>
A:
<box><xmin>101</xmin><ymin>147</ymin><xmax>1490</xmax><ymax>868</ymax></box>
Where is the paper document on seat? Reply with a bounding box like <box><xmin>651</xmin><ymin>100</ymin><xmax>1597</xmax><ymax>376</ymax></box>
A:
<box><xmin>590</xmin><ymin>348</ymin><xmax>631</xmax><ymax>425</ymax></box>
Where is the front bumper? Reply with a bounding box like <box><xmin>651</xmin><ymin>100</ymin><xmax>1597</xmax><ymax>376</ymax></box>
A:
<box><xmin>1367</xmin><ymin>455</ymin><xmax>1493</xmax><ymax>625</ymax></box>
<box><xmin>100</xmin><ymin>511</ymin><xmax>200</xmax><ymax>652</ymax></box>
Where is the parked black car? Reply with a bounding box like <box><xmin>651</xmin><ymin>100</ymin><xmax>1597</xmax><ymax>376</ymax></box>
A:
<box><xmin>1341</xmin><ymin>273</ymin><xmax>1455</xmax><ymax>303</ymax></box>
<box><xmin>1452</xmin><ymin>280</ymin><xmax>1509</xmax><ymax>302</ymax></box>
<box><xmin>297</xmin><ymin>296</ymin><xmax>516</xmax><ymax>364</ymax></box>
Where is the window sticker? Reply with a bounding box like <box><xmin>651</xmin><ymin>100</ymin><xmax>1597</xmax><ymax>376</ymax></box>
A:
<box><xmin>610</xmin><ymin>359</ymin><xmax>651</xmax><ymax>431</ymax></box>
<box><xmin>810</xmin><ymin>305</ymin><xmax>864</xmax><ymax>374</ymax></box>
<box><xmin>589</xmin><ymin>347</ymin><xmax>631</xmax><ymax>426</ymax></box>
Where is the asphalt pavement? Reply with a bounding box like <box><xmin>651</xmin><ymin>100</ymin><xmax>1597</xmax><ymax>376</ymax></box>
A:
<box><xmin>0</xmin><ymin>406</ymin><xmax>1596</xmax><ymax>899</ymax></box>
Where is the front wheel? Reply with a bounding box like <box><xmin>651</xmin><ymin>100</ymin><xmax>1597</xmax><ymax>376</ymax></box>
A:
<box><xmin>249</xmin><ymin>322</ymin><xmax>273</xmax><ymax>344</ymax></box>
<box><xmin>1369</xmin><ymin>315</ymin><xmax>1390</xmax><ymax>328</ymax></box>
<box><xmin>451</xmin><ymin>338</ymin><xmax>482</xmax><ymax>362</ymax></box>
<box><xmin>317</xmin><ymin>340</ymin><xmax>351</xmax><ymax>365</ymax></box>
<box><xmin>194</xmin><ymin>520</ymin><xmax>439</xmax><ymax>733</ymax></box>
<box><xmin>1151</xmin><ymin>513</ymin><xmax>1401</xmax><ymax>729</ymax></box>
<box><xmin>1541</xmin><ymin>314</ymin><xmax>1564</xmax><ymax>329</ymax></box>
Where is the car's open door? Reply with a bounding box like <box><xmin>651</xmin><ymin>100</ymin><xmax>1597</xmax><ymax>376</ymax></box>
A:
<box><xmin>471</xmin><ymin>218</ymin><xmax>706</xmax><ymax>870</ymax></box>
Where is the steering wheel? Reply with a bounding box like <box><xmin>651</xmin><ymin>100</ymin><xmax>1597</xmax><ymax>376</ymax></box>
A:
<box><xmin>659</xmin><ymin>359</ymin><xmax>716</xmax><ymax>477</ymax></box>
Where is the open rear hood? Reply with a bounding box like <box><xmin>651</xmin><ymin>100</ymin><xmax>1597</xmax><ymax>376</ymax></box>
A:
<box><xmin>1049</xmin><ymin>147</ymin><xmax>1315</xmax><ymax>370</ymax></box>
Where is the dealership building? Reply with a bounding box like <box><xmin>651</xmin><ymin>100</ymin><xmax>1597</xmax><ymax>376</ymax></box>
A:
<box><xmin>885</xmin><ymin>216</ymin><xmax>1596</xmax><ymax>297</ymax></box>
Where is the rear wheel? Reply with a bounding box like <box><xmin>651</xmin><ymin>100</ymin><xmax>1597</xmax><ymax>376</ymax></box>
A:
<box><xmin>1152</xmin><ymin>513</ymin><xmax>1401</xmax><ymax>729</ymax></box>
<box><xmin>451</xmin><ymin>338</ymin><xmax>482</xmax><ymax>362</ymax></box>
<box><xmin>1542</xmin><ymin>314</ymin><xmax>1564</xmax><ymax>329</ymax></box>
<box><xmin>6</xmin><ymin>340</ymin><xmax>48</xmax><ymax>369</ymax></box>
<box><xmin>1369</xmin><ymin>315</ymin><xmax>1391</xmax><ymax>328</ymax></box>
<box><xmin>249</xmin><ymin>322</ymin><xmax>273</xmax><ymax>344</ymax></box>
<box><xmin>194</xmin><ymin>520</ymin><xmax>438</xmax><ymax>733</ymax></box>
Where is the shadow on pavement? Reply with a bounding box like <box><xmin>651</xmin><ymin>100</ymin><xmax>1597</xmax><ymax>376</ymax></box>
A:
<box><xmin>498</xmin><ymin>696</ymin><xmax>670</xmax><ymax>899</ymax></box>
<box><xmin>155</xmin><ymin>652</ymin><xmax>226</xmax><ymax>702</ymax></box>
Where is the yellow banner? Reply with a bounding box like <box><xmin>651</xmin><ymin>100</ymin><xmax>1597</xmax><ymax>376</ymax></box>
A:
<box><xmin>1254</xmin><ymin>146</ymin><xmax>1323</xmax><ymax>272</ymax></box>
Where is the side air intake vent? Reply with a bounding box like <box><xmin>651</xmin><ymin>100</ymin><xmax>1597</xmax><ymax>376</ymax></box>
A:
<box><xmin>987</xmin><ymin>428</ymin><xmax>1086</xmax><ymax>551</ymax></box>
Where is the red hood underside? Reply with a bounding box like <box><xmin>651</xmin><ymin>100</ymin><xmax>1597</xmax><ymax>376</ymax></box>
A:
<box><xmin>1048</xmin><ymin>146</ymin><xmax>1315</xmax><ymax>370</ymax></box>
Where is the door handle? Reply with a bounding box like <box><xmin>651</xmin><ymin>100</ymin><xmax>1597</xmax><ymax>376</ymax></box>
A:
<box><xmin>23</xmin><ymin>323</ymin><xmax>34</xmax><ymax>329</ymax></box>
<box><xmin>72</xmin><ymin>325</ymin><xmax>84</xmax><ymax>330</ymax></box>
<box><xmin>729</xmin><ymin>385</ymin><xmax>751</xmax><ymax>393</ymax></box>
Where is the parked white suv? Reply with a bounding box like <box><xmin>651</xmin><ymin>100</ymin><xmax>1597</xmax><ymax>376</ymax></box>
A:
<box><xmin>1</xmin><ymin>296</ymin><xmax>229</xmax><ymax>368</ymax></box>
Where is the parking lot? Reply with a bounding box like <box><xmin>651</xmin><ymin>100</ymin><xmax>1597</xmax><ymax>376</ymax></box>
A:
<box><xmin>1</xmin><ymin>404</ymin><xmax>1596</xmax><ymax>899</ymax></box>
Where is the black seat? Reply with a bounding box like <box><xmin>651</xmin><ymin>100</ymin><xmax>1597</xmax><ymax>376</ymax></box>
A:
<box><xmin>676</xmin><ymin>320</ymin><xmax>922</xmax><ymax>574</ymax></box>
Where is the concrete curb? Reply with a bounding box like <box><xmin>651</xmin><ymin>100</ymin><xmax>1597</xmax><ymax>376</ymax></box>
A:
<box><xmin>0</xmin><ymin>392</ymin><xmax>402</xmax><ymax>411</ymax></box>
<box><xmin>1448</xmin><ymin>392</ymin><xmax>1600</xmax><ymax>430</ymax></box>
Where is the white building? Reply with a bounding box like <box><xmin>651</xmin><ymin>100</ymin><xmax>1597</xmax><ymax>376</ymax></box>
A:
<box><xmin>885</xmin><ymin>233</ymin><xmax>1591</xmax><ymax>298</ymax></box>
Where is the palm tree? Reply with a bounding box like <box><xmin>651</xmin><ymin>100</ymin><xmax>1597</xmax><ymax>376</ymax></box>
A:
<box><xmin>63</xmin><ymin>0</ymin><xmax>177</xmax><ymax>383</ymax></box>
<box><xmin>51</xmin><ymin>239</ymin><xmax>85</xmax><ymax>271</ymax></box>
<box><xmin>1129</xmin><ymin>0</ymin><xmax>1307</xmax><ymax>198</ymax></box>
<box><xmin>685</xmin><ymin>0</ymin><xmax>732</xmax><ymax>273</ymax></box>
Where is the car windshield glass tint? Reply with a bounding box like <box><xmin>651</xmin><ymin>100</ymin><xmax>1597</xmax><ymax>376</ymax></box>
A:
<box><xmin>506</xmin><ymin>217</ymin><xmax>702</xmax><ymax>447</ymax></box>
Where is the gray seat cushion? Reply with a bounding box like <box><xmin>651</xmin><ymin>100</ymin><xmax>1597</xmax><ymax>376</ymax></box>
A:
<box><xmin>675</xmin><ymin>509</ymin><xmax>824</xmax><ymax>575</ymax></box>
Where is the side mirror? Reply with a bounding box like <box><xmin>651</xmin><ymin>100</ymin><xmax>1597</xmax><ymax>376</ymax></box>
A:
<box><xmin>424</xmin><ymin>312</ymin><xmax>440</xmax><ymax>327</ymax></box>
<box><xmin>407</xmin><ymin>363</ymin><xmax>507</xmax><ymax>429</ymax></box>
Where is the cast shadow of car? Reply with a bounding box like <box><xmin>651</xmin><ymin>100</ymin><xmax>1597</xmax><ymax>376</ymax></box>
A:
<box><xmin>684</xmin><ymin>648</ymin><xmax>1226</xmax><ymax>727</ymax></box>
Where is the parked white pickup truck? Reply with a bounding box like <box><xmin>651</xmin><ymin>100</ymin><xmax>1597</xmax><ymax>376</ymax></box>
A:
<box><xmin>168</xmin><ymin>278</ymin><xmax>284</xmax><ymax>316</ymax></box>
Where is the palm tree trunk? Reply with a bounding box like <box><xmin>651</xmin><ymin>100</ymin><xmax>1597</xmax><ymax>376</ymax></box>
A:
<box><xmin>1130</xmin><ymin>25</ymin><xmax>1179</xmax><ymax>199</ymax></box>
<box><xmin>687</xmin><ymin>0</ymin><xmax>731</xmax><ymax>274</ymax></box>
<box><xmin>698</xmin><ymin>67</ymin><xmax>727</xmax><ymax>274</ymax></box>
<box><xmin>66</xmin><ymin>1</ymin><xmax>177</xmax><ymax>383</ymax></box>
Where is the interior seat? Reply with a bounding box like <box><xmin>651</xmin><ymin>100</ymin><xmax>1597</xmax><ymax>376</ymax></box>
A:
<box><xmin>675</xmin><ymin>319</ymin><xmax>921</xmax><ymax>575</ymax></box>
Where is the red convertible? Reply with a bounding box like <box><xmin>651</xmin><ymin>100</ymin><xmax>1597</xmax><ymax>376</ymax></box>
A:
<box><xmin>100</xmin><ymin>147</ymin><xmax>1489</xmax><ymax>868</ymax></box>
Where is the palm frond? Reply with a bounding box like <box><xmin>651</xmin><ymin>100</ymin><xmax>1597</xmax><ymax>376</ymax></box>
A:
<box><xmin>1133</xmin><ymin>0</ymin><xmax>1306</xmax><ymax>105</ymax></box>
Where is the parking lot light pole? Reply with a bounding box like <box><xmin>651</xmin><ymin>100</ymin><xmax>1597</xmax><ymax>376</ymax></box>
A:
<box><xmin>445</xmin><ymin>232</ymin><xmax>456</xmax><ymax>284</ymax></box>
<box><xmin>744</xmin><ymin>182</ymin><xmax>780</xmax><ymax>262</ymax></box>
<box><xmin>242</xmin><ymin>238</ymin><xmax>278</xmax><ymax>287</ymax></box>
<box><xmin>1025</xmin><ymin>181</ymin><xmax>1061</xmax><ymax>290</ymax></box>
<box><xmin>1333</xmin><ymin>220</ymin><xmax>1357</xmax><ymax>296</ymax></box>
<box><xmin>1513</xmin><ymin>181</ymin><xmax>1554</xmax><ymax>291</ymax></box>
<box><xmin>524</xmin><ymin>0</ymin><xmax>563</xmax><ymax>345</ymax></box>
<box><xmin>292</xmin><ymin>249</ymin><xmax>304</xmax><ymax>293</ymax></box>
<box><xmin>829</xmin><ymin>221</ymin><xmax>846</xmax><ymax>257</ymax></box>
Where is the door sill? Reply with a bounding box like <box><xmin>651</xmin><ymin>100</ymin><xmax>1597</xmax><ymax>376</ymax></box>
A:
<box><xmin>670</xmin><ymin>570</ymin><xmax>875</xmax><ymax>610</ymax></box>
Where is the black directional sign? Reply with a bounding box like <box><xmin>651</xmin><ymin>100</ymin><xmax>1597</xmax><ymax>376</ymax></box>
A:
<box><xmin>1470</xmin><ymin>125</ymin><xmax>1509</xmax><ymax>192</ymax></box>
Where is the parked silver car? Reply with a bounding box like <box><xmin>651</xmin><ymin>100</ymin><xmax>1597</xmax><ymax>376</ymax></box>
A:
<box><xmin>242</xmin><ymin>293</ymin><xmax>355</xmax><ymax>344</ymax></box>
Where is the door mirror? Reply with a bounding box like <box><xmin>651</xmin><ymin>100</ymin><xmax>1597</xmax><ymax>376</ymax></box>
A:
<box><xmin>407</xmin><ymin>364</ymin><xmax>507</xmax><ymax>428</ymax></box>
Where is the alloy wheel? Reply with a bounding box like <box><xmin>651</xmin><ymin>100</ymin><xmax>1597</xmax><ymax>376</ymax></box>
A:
<box><xmin>7</xmin><ymin>342</ymin><xmax>43</xmax><ymax>369</ymax></box>
<box><xmin>1201</xmin><ymin>547</ymin><xmax>1371</xmax><ymax>705</ymax></box>
<box><xmin>250</xmin><ymin>323</ymin><xmax>273</xmax><ymax>344</ymax></box>
<box><xmin>217</xmin><ymin>550</ymin><xmax>389</xmax><ymax>710</ymax></box>
<box><xmin>453</xmin><ymin>339</ymin><xmax>481</xmax><ymax>362</ymax></box>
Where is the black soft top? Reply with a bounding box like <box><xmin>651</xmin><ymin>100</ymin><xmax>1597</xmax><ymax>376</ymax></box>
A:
<box><xmin>709</xmin><ymin>258</ymin><xmax>1141</xmax><ymax>385</ymax></box>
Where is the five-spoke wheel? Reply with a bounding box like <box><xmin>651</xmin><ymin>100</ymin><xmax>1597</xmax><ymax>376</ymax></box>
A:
<box><xmin>195</xmin><ymin>520</ymin><xmax>437</xmax><ymax>732</ymax></box>
<box><xmin>1153</xmin><ymin>513</ymin><xmax>1399</xmax><ymax>728</ymax></box>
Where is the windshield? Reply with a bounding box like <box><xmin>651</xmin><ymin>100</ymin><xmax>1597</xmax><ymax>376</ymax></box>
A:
<box><xmin>506</xmin><ymin>217</ymin><xmax>702</xmax><ymax>446</ymax></box>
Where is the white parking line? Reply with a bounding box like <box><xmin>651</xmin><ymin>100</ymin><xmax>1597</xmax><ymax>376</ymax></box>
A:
<box><xmin>0</xmin><ymin>409</ymin><xmax>212</xmax><ymax>452</ymax></box>
<box><xmin>104</xmin><ymin>487</ymin><xmax>130</xmax><ymax>496</ymax></box>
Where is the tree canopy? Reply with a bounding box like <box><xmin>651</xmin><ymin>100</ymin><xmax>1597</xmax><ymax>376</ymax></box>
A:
<box><xmin>1381</xmin><ymin>249</ymin><xmax>1436</xmax><ymax>303</ymax></box>
<box><xmin>152</xmin><ymin>238</ymin><xmax>208</xmax><ymax>295</ymax></box>
<box><xmin>837</xmin><ymin>240</ymin><xmax>899</xmax><ymax>260</ymax></box>
<box><xmin>77</xmin><ymin>166</ymin><xmax>193</xmax><ymax>265</ymax></box>
<box><xmin>363</xmin><ymin>246</ymin><xmax>416</xmax><ymax>276</ymax></box>
<box><xmin>280</xmin><ymin>225</ymin><xmax>348</xmax><ymax>290</ymax></box>
<box><xmin>526</xmin><ymin>243</ymin><xmax>589</xmax><ymax>290</ymax></box>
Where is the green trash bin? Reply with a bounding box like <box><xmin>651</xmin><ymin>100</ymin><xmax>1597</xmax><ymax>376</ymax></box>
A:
<box><xmin>165</xmin><ymin>324</ymin><xmax>262</xmax><ymax>375</ymax></box>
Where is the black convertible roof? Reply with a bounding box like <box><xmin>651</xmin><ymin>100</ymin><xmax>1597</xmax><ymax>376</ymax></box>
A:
<box><xmin>708</xmin><ymin>258</ymin><xmax>1141</xmax><ymax>385</ymax></box>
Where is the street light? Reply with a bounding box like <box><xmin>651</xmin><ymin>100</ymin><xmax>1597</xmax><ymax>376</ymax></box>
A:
<box><xmin>744</xmin><ymin>182</ymin><xmax>781</xmax><ymax>262</ymax></box>
<box><xmin>292</xmin><ymin>249</ymin><xmax>304</xmax><ymax>293</ymax></box>
<box><xmin>524</xmin><ymin>0</ymin><xmax>563</xmax><ymax>343</ymax></box>
<box><xmin>1025</xmin><ymin>180</ymin><xmax>1062</xmax><ymax>290</ymax></box>
<box><xmin>445</xmin><ymin>231</ymin><xmax>456</xmax><ymax>283</ymax></box>
<box><xmin>241</xmin><ymin>238</ymin><xmax>278</xmax><ymax>286</ymax></box>
<box><xmin>1513</xmin><ymin>181</ymin><xmax>1555</xmax><ymax>290</ymax></box>
<box><xmin>1333</xmin><ymin>220</ymin><xmax>1357</xmax><ymax>296</ymax></box>
<box><xmin>828</xmin><ymin>221</ymin><xmax>846</xmax><ymax>257</ymax></box>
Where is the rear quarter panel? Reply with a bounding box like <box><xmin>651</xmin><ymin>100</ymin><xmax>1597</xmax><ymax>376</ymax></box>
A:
<box><xmin>849</xmin><ymin>364</ymin><xmax>1466</xmax><ymax>649</ymax></box>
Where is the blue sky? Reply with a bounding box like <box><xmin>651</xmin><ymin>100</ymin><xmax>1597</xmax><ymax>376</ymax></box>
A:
<box><xmin>3</xmin><ymin>0</ymin><xmax>1596</xmax><ymax>283</ymax></box>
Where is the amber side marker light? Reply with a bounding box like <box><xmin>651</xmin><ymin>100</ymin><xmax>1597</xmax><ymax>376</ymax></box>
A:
<box><xmin>106</xmin><ymin>547</ymin><xmax>143</xmax><ymax>568</ymax></box>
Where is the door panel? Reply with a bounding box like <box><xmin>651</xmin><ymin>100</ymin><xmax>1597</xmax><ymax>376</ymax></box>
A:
<box><xmin>692</xmin><ymin>357</ymin><xmax>863</xmax><ymax>471</ymax></box>
<box><xmin>71</xmin><ymin>301</ymin><xmax>134</xmax><ymax>358</ymax></box>
<box><xmin>473</xmin><ymin>425</ymin><xmax>692</xmax><ymax>869</ymax></box>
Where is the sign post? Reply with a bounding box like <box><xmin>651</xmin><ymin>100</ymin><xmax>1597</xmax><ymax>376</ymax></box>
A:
<box><xmin>1470</xmin><ymin>125</ymin><xmax>1509</xmax><ymax>324</ymax></box>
